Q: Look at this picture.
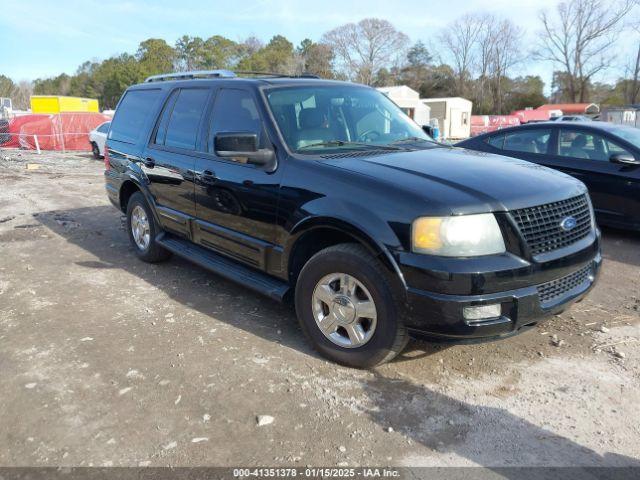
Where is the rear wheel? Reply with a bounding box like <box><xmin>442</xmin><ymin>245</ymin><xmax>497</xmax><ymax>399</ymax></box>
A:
<box><xmin>126</xmin><ymin>192</ymin><xmax>171</xmax><ymax>263</ymax></box>
<box><xmin>295</xmin><ymin>243</ymin><xmax>408</xmax><ymax>368</ymax></box>
<box><xmin>91</xmin><ymin>142</ymin><xmax>101</xmax><ymax>159</ymax></box>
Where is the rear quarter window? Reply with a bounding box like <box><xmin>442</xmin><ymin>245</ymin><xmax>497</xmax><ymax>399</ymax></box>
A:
<box><xmin>109</xmin><ymin>89</ymin><xmax>162</xmax><ymax>144</ymax></box>
<box><xmin>487</xmin><ymin>129</ymin><xmax>552</xmax><ymax>154</ymax></box>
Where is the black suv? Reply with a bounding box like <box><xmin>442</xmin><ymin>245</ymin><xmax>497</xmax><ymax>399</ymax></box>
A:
<box><xmin>105</xmin><ymin>70</ymin><xmax>601</xmax><ymax>368</ymax></box>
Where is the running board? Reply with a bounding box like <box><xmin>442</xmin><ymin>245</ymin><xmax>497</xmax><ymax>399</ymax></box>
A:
<box><xmin>156</xmin><ymin>233</ymin><xmax>290</xmax><ymax>302</ymax></box>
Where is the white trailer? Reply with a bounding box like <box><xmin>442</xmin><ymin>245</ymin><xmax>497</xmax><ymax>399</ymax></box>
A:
<box><xmin>0</xmin><ymin>97</ymin><xmax>12</xmax><ymax>119</ymax></box>
<box><xmin>377</xmin><ymin>86</ymin><xmax>431</xmax><ymax>127</ymax></box>
<box><xmin>421</xmin><ymin>97</ymin><xmax>472</xmax><ymax>140</ymax></box>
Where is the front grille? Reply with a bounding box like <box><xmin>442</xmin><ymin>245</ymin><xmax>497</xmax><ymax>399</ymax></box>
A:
<box><xmin>537</xmin><ymin>264</ymin><xmax>593</xmax><ymax>305</ymax></box>
<box><xmin>510</xmin><ymin>194</ymin><xmax>592</xmax><ymax>256</ymax></box>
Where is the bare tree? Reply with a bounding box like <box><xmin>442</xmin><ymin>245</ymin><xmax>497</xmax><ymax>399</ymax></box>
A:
<box><xmin>439</xmin><ymin>14</ymin><xmax>484</xmax><ymax>97</ymax></box>
<box><xmin>440</xmin><ymin>13</ymin><xmax>522</xmax><ymax>112</ymax></box>
<box><xmin>487</xmin><ymin>20</ymin><xmax>523</xmax><ymax>113</ymax></box>
<box><xmin>471</xmin><ymin>14</ymin><xmax>496</xmax><ymax>111</ymax></box>
<box><xmin>12</xmin><ymin>81</ymin><xmax>33</xmax><ymax>111</ymax></box>
<box><xmin>621</xmin><ymin>25</ymin><xmax>640</xmax><ymax>104</ymax></box>
<box><xmin>537</xmin><ymin>0</ymin><xmax>636</xmax><ymax>103</ymax></box>
<box><xmin>321</xmin><ymin>18</ymin><xmax>409</xmax><ymax>85</ymax></box>
<box><xmin>624</xmin><ymin>48</ymin><xmax>640</xmax><ymax>103</ymax></box>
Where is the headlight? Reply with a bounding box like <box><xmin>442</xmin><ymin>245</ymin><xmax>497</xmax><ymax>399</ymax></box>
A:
<box><xmin>412</xmin><ymin>213</ymin><xmax>505</xmax><ymax>256</ymax></box>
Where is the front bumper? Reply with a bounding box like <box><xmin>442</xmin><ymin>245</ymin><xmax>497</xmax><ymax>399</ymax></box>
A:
<box><xmin>399</xmin><ymin>233</ymin><xmax>602</xmax><ymax>340</ymax></box>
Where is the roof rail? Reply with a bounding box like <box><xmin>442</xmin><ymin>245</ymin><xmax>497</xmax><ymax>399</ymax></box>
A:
<box><xmin>235</xmin><ymin>71</ymin><xmax>320</xmax><ymax>79</ymax></box>
<box><xmin>144</xmin><ymin>70</ymin><xmax>236</xmax><ymax>83</ymax></box>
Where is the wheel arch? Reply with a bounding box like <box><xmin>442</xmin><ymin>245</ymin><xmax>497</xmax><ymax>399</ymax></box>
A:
<box><xmin>118</xmin><ymin>179</ymin><xmax>142</xmax><ymax>212</ymax></box>
<box><xmin>285</xmin><ymin>216</ymin><xmax>407</xmax><ymax>294</ymax></box>
<box><xmin>118</xmin><ymin>177</ymin><xmax>161</xmax><ymax>225</ymax></box>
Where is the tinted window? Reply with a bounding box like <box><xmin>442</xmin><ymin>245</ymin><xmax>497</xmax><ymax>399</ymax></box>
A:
<box><xmin>608</xmin><ymin>125</ymin><xmax>640</xmax><ymax>149</ymax></box>
<box><xmin>109</xmin><ymin>89</ymin><xmax>161</xmax><ymax>144</ymax></box>
<box><xmin>208</xmin><ymin>89</ymin><xmax>261</xmax><ymax>152</ymax></box>
<box><xmin>97</xmin><ymin>122</ymin><xmax>110</xmax><ymax>134</ymax></box>
<box><xmin>606</xmin><ymin>140</ymin><xmax>632</xmax><ymax>157</ymax></box>
<box><xmin>163</xmin><ymin>89</ymin><xmax>209</xmax><ymax>150</ymax></box>
<box><xmin>487</xmin><ymin>134</ymin><xmax>505</xmax><ymax>149</ymax></box>
<box><xmin>265</xmin><ymin>86</ymin><xmax>429</xmax><ymax>152</ymax></box>
<box><xmin>503</xmin><ymin>129</ymin><xmax>551</xmax><ymax>154</ymax></box>
<box><xmin>153</xmin><ymin>90</ymin><xmax>179</xmax><ymax>146</ymax></box>
<box><xmin>559</xmin><ymin>129</ymin><xmax>632</xmax><ymax>161</ymax></box>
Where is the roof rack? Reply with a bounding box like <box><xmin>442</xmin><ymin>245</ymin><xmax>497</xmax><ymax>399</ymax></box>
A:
<box><xmin>144</xmin><ymin>70</ymin><xmax>322</xmax><ymax>83</ymax></box>
<box><xmin>144</xmin><ymin>70</ymin><xmax>236</xmax><ymax>83</ymax></box>
<box><xmin>234</xmin><ymin>71</ymin><xmax>320</xmax><ymax>79</ymax></box>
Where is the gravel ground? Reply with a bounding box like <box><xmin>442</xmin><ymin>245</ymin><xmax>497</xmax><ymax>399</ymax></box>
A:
<box><xmin>0</xmin><ymin>149</ymin><xmax>639</xmax><ymax>468</ymax></box>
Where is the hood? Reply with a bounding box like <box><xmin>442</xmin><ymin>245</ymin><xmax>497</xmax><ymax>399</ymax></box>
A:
<box><xmin>323</xmin><ymin>146</ymin><xmax>587</xmax><ymax>215</ymax></box>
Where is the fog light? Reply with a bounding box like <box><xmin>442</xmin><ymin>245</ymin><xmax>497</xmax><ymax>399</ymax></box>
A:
<box><xmin>463</xmin><ymin>304</ymin><xmax>501</xmax><ymax>321</ymax></box>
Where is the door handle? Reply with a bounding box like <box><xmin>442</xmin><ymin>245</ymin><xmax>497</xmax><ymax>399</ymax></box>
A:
<box><xmin>143</xmin><ymin>157</ymin><xmax>155</xmax><ymax>168</ymax></box>
<box><xmin>200</xmin><ymin>170</ymin><xmax>218</xmax><ymax>185</ymax></box>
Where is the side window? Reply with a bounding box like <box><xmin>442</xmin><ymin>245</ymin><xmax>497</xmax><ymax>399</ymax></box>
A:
<box><xmin>153</xmin><ymin>90</ymin><xmax>179</xmax><ymax>146</ymax></box>
<box><xmin>109</xmin><ymin>89</ymin><xmax>161</xmax><ymax>144</ymax></box>
<box><xmin>208</xmin><ymin>89</ymin><xmax>261</xmax><ymax>154</ymax></box>
<box><xmin>486</xmin><ymin>134</ymin><xmax>505</xmax><ymax>149</ymax></box>
<box><xmin>503</xmin><ymin>129</ymin><xmax>552</xmax><ymax>154</ymax></box>
<box><xmin>558</xmin><ymin>129</ymin><xmax>626</xmax><ymax>161</ymax></box>
<box><xmin>163</xmin><ymin>88</ymin><xmax>209</xmax><ymax>150</ymax></box>
<box><xmin>604</xmin><ymin>139</ymin><xmax>632</xmax><ymax>158</ymax></box>
<box><xmin>97</xmin><ymin>122</ymin><xmax>110</xmax><ymax>134</ymax></box>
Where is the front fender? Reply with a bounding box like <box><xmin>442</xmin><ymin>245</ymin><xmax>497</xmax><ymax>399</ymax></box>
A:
<box><xmin>287</xmin><ymin>197</ymin><xmax>408</xmax><ymax>290</ymax></box>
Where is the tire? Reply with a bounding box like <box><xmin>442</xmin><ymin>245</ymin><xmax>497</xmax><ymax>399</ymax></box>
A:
<box><xmin>126</xmin><ymin>192</ymin><xmax>171</xmax><ymax>263</ymax></box>
<box><xmin>295</xmin><ymin>243</ymin><xmax>408</xmax><ymax>368</ymax></box>
<box><xmin>91</xmin><ymin>142</ymin><xmax>101</xmax><ymax>159</ymax></box>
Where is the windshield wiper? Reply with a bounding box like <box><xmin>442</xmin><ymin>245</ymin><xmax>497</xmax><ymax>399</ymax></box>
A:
<box><xmin>297</xmin><ymin>140</ymin><xmax>403</xmax><ymax>151</ymax></box>
<box><xmin>389</xmin><ymin>136</ymin><xmax>442</xmax><ymax>146</ymax></box>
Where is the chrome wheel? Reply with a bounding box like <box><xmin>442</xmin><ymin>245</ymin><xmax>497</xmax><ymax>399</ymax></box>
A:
<box><xmin>312</xmin><ymin>273</ymin><xmax>377</xmax><ymax>348</ymax></box>
<box><xmin>130</xmin><ymin>205</ymin><xmax>150</xmax><ymax>251</ymax></box>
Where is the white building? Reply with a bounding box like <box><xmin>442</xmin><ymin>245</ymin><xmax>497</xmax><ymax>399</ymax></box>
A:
<box><xmin>421</xmin><ymin>97</ymin><xmax>473</xmax><ymax>140</ymax></box>
<box><xmin>377</xmin><ymin>86</ymin><xmax>431</xmax><ymax>126</ymax></box>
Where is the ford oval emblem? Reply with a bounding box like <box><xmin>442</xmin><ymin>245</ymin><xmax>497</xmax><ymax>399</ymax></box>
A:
<box><xmin>560</xmin><ymin>216</ymin><xmax>577</xmax><ymax>231</ymax></box>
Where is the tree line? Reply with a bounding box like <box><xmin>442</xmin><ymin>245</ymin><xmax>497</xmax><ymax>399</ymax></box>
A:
<box><xmin>0</xmin><ymin>0</ymin><xmax>638</xmax><ymax>114</ymax></box>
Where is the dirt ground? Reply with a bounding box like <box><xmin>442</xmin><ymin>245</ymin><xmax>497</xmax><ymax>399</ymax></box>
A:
<box><xmin>0</xmin><ymin>149</ymin><xmax>639</xmax><ymax>468</ymax></box>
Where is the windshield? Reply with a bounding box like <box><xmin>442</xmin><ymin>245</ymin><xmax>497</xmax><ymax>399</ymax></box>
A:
<box><xmin>265</xmin><ymin>85</ymin><xmax>433</xmax><ymax>153</ymax></box>
<box><xmin>608</xmin><ymin>125</ymin><xmax>640</xmax><ymax>149</ymax></box>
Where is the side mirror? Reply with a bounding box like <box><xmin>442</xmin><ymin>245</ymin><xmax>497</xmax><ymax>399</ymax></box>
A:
<box><xmin>610</xmin><ymin>153</ymin><xmax>639</xmax><ymax>165</ymax></box>
<box><xmin>214</xmin><ymin>132</ymin><xmax>274</xmax><ymax>166</ymax></box>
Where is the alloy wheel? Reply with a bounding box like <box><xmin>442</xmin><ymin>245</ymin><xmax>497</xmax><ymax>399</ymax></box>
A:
<box><xmin>311</xmin><ymin>273</ymin><xmax>377</xmax><ymax>348</ymax></box>
<box><xmin>130</xmin><ymin>205</ymin><xmax>151</xmax><ymax>251</ymax></box>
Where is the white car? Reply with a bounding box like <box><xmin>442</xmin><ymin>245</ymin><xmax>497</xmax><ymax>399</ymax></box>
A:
<box><xmin>89</xmin><ymin>121</ymin><xmax>111</xmax><ymax>159</ymax></box>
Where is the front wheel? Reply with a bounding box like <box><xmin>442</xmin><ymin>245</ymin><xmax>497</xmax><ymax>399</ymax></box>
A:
<box><xmin>91</xmin><ymin>142</ymin><xmax>101</xmax><ymax>159</ymax></box>
<box><xmin>295</xmin><ymin>243</ymin><xmax>408</xmax><ymax>368</ymax></box>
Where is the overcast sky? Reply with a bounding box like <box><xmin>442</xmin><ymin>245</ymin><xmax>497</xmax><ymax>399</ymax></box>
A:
<box><xmin>1</xmin><ymin>0</ymin><xmax>636</xmax><ymax>91</ymax></box>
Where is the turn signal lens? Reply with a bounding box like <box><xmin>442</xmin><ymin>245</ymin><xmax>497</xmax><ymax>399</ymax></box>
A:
<box><xmin>412</xmin><ymin>217</ymin><xmax>443</xmax><ymax>251</ymax></box>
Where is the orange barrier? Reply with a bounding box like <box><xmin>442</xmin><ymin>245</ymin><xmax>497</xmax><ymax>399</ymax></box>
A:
<box><xmin>0</xmin><ymin>112</ymin><xmax>110</xmax><ymax>151</ymax></box>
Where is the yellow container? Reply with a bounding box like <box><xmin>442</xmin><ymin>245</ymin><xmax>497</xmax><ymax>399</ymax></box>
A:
<box><xmin>30</xmin><ymin>96</ymin><xmax>99</xmax><ymax>114</ymax></box>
